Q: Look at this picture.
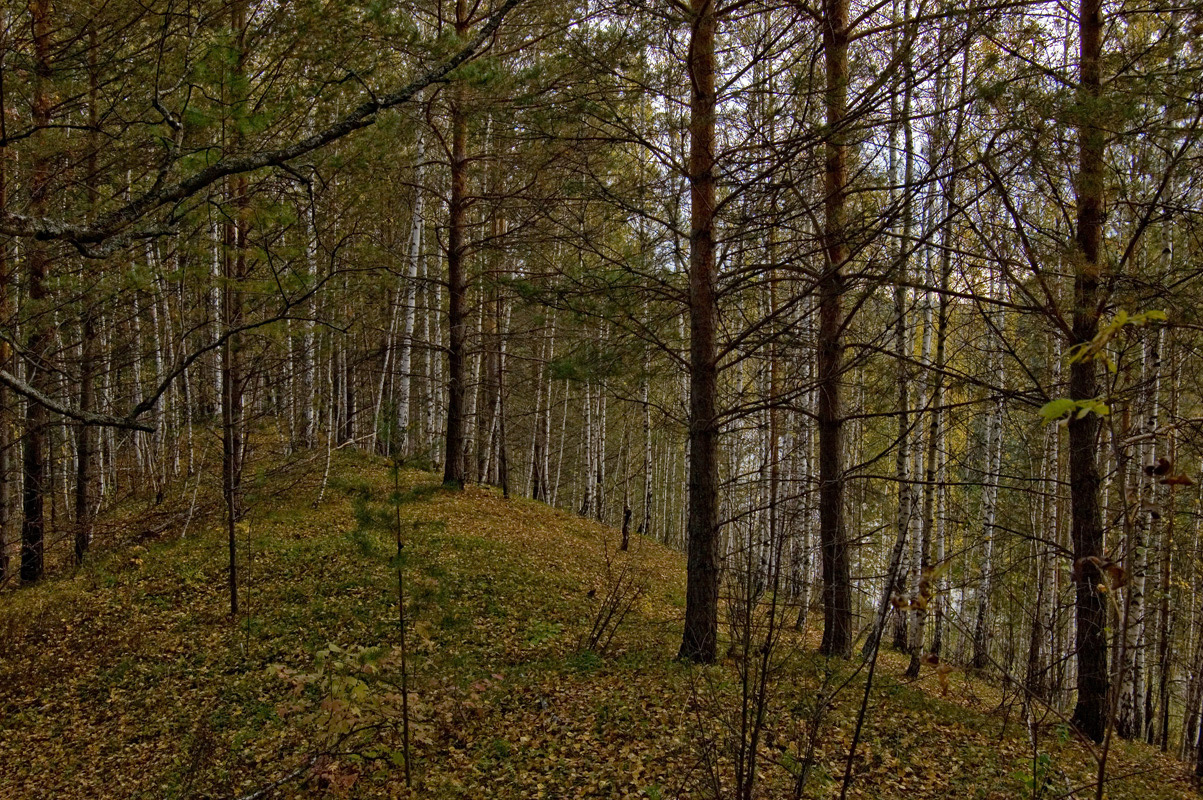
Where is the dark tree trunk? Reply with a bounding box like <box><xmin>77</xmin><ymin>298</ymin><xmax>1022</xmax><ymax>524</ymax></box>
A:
<box><xmin>678</xmin><ymin>0</ymin><xmax>720</xmax><ymax>664</ymax></box>
<box><xmin>497</xmin><ymin>300</ymin><xmax>509</xmax><ymax>499</ymax></box>
<box><xmin>1068</xmin><ymin>0</ymin><xmax>1108</xmax><ymax>744</ymax></box>
<box><xmin>75</xmin><ymin>309</ymin><xmax>96</xmax><ymax>565</ymax></box>
<box><xmin>75</xmin><ymin>30</ymin><xmax>100</xmax><ymax>566</ymax></box>
<box><xmin>0</xmin><ymin>98</ymin><xmax>10</xmax><ymax>583</ymax></box>
<box><xmin>818</xmin><ymin>0</ymin><xmax>852</xmax><ymax>657</ymax></box>
<box><xmin>21</xmin><ymin>0</ymin><xmax>53</xmax><ymax>583</ymax></box>
<box><xmin>442</xmin><ymin>1</ymin><xmax>471</xmax><ymax>488</ymax></box>
<box><xmin>223</xmin><ymin>0</ymin><xmax>248</xmax><ymax>616</ymax></box>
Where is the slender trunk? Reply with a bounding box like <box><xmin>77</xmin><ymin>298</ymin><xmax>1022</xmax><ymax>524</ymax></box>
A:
<box><xmin>595</xmin><ymin>389</ymin><xmax>607</xmax><ymax>522</ymax></box>
<box><xmin>298</xmin><ymin>207</ymin><xmax>317</xmax><ymax>449</ymax></box>
<box><xmin>442</xmin><ymin>3</ymin><xmax>470</xmax><ymax>487</ymax></box>
<box><xmin>1156</xmin><ymin>337</ymin><xmax>1177</xmax><ymax>749</ymax></box>
<box><xmin>972</xmin><ymin>308</ymin><xmax>1005</xmax><ymax>670</ymax></box>
<box><xmin>1068</xmin><ymin>0</ymin><xmax>1108</xmax><ymax>742</ymax></box>
<box><xmin>1028</xmin><ymin>339</ymin><xmax>1062</xmax><ymax>698</ymax></box>
<box><xmin>0</xmin><ymin>31</ymin><xmax>11</xmax><ymax>582</ymax></box>
<box><xmin>678</xmin><ymin>0</ymin><xmax>720</xmax><ymax>664</ymax></box>
<box><xmin>1119</xmin><ymin>324</ymin><xmax>1159</xmax><ymax>738</ymax></box>
<box><xmin>818</xmin><ymin>0</ymin><xmax>852</xmax><ymax>657</ymax></box>
<box><xmin>223</xmin><ymin>0</ymin><xmax>248</xmax><ymax>616</ymax></box>
<box><xmin>530</xmin><ymin>315</ymin><xmax>555</xmax><ymax>501</ymax></box>
<box><xmin>495</xmin><ymin>291</ymin><xmax>510</xmax><ymax>497</ymax></box>
<box><xmin>906</xmin><ymin>243</ymin><xmax>937</xmax><ymax>679</ymax></box>
<box><xmin>21</xmin><ymin>0</ymin><xmax>53</xmax><ymax>583</ymax></box>
<box><xmin>397</xmin><ymin>138</ymin><xmax>425</xmax><ymax>457</ymax></box>
<box><xmin>75</xmin><ymin>32</ymin><xmax>101</xmax><ymax>564</ymax></box>
<box><xmin>580</xmin><ymin>381</ymin><xmax>594</xmax><ymax>516</ymax></box>
<box><xmin>641</xmin><ymin>368</ymin><xmax>653</xmax><ymax>537</ymax></box>
<box><xmin>888</xmin><ymin>21</ymin><xmax>914</xmax><ymax>655</ymax></box>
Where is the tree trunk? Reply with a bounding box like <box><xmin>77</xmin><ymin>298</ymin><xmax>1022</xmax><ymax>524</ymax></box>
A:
<box><xmin>818</xmin><ymin>0</ymin><xmax>852</xmax><ymax>657</ymax></box>
<box><xmin>678</xmin><ymin>0</ymin><xmax>720</xmax><ymax>664</ymax></box>
<box><xmin>397</xmin><ymin>136</ymin><xmax>425</xmax><ymax>457</ymax></box>
<box><xmin>972</xmin><ymin>307</ymin><xmax>1005</xmax><ymax>670</ymax></box>
<box><xmin>21</xmin><ymin>0</ymin><xmax>53</xmax><ymax>583</ymax></box>
<box><xmin>442</xmin><ymin>1</ymin><xmax>471</xmax><ymax>487</ymax></box>
<box><xmin>1068</xmin><ymin>0</ymin><xmax>1108</xmax><ymax>742</ymax></box>
<box><xmin>75</xmin><ymin>32</ymin><xmax>101</xmax><ymax>565</ymax></box>
<box><xmin>0</xmin><ymin>53</ymin><xmax>11</xmax><ymax>583</ymax></box>
<box><xmin>223</xmin><ymin>0</ymin><xmax>249</xmax><ymax>616</ymax></box>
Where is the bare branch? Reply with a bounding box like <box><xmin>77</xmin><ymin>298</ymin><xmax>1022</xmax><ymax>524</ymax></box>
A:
<box><xmin>0</xmin><ymin>369</ymin><xmax>154</xmax><ymax>431</ymax></box>
<box><xmin>0</xmin><ymin>0</ymin><xmax>525</xmax><ymax>248</ymax></box>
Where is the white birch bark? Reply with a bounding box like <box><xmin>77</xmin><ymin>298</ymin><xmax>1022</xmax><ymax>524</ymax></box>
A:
<box><xmin>971</xmin><ymin>297</ymin><xmax>1006</xmax><ymax>669</ymax></box>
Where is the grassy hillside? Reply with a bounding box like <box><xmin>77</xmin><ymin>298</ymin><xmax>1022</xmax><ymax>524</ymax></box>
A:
<box><xmin>0</xmin><ymin>451</ymin><xmax>1192</xmax><ymax>799</ymax></box>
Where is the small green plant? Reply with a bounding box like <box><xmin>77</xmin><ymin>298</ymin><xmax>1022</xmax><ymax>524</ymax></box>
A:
<box><xmin>567</xmin><ymin>649</ymin><xmax>603</xmax><ymax>672</ymax></box>
<box><xmin>1012</xmin><ymin>751</ymin><xmax>1053</xmax><ymax>799</ymax></box>
<box><xmin>270</xmin><ymin>643</ymin><xmax>429</xmax><ymax>794</ymax></box>
<box><xmin>526</xmin><ymin>619</ymin><xmax>563</xmax><ymax>645</ymax></box>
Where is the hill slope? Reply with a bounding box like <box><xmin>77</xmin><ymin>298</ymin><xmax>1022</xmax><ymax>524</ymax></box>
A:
<box><xmin>0</xmin><ymin>452</ymin><xmax>1191</xmax><ymax>799</ymax></box>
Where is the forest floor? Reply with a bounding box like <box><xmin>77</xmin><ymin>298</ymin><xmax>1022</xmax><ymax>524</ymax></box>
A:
<box><xmin>0</xmin><ymin>449</ymin><xmax>1194</xmax><ymax>799</ymax></box>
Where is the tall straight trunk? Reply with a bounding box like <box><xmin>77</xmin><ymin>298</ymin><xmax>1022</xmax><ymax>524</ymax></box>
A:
<box><xmin>148</xmin><ymin>246</ymin><xmax>166</xmax><ymax>482</ymax></box>
<box><xmin>530</xmin><ymin>315</ymin><xmax>554</xmax><ymax>501</ymax></box>
<box><xmin>932</xmin><ymin>428</ymin><xmax>948</xmax><ymax>656</ymax></box>
<box><xmin>641</xmin><ymin>373</ymin><xmax>653</xmax><ymax>537</ymax></box>
<box><xmin>21</xmin><ymin>0</ymin><xmax>53</xmax><ymax>583</ymax></box>
<box><xmin>529</xmin><ymin>322</ymin><xmax>547</xmax><ymax>500</ymax></box>
<box><xmin>972</xmin><ymin>306</ymin><xmax>1005</xmax><ymax>670</ymax></box>
<box><xmin>906</xmin><ymin>245</ymin><xmax>938</xmax><ymax>678</ymax></box>
<box><xmin>74</xmin><ymin>28</ymin><xmax>100</xmax><ymax>564</ymax></box>
<box><xmin>767</xmin><ymin>236</ymin><xmax>782</xmax><ymax>596</ymax></box>
<box><xmin>553</xmin><ymin>379</ymin><xmax>569</xmax><ymax>508</ymax></box>
<box><xmin>1029</xmin><ymin>338</ymin><xmax>1062</xmax><ymax>697</ymax></box>
<box><xmin>442</xmin><ymin>2</ymin><xmax>471</xmax><ymax>487</ymax></box>
<box><xmin>595</xmin><ymin>390</ymin><xmax>606</xmax><ymax>522</ymax></box>
<box><xmin>209</xmin><ymin>222</ymin><xmax>223</xmax><ymax>417</ymax></box>
<box><xmin>541</xmin><ymin>343</ymin><xmax>554</xmax><ymax>498</ymax></box>
<box><xmin>884</xmin><ymin>16</ymin><xmax>913</xmax><ymax>653</ymax></box>
<box><xmin>342</xmin><ymin>337</ymin><xmax>355</xmax><ymax>445</ymax></box>
<box><xmin>297</xmin><ymin>207</ymin><xmax>318</xmax><ymax>449</ymax></box>
<box><xmin>580</xmin><ymin>381</ymin><xmax>594</xmax><ymax>516</ymax></box>
<box><xmin>916</xmin><ymin>188</ymin><xmax>952</xmax><ymax>671</ymax></box>
<box><xmin>0</xmin><ymin>37</ymin><xmax>11</xmax><ymax>583</ymax></box>
<box><xmin>223</xmin><ymin>0</ymin><xmax>248</xmax><ymax>616</ymax></box>
<box><xmin>1119</xmin><ymin>323</ymin><xmax>1159</xmax><ymax>738</ymax></box>
<box><xmin>796</xmin><ymin>342</ymin><xmax>817</xmax><ymax>631</ymax></box>
<box><xmin>818</xmin><ymin>0</ymin><xmax>852</xmax><ymax>657</ymax></box>
<box><xmin>494</xmin><ymin>292</ymin><xmax>510</xmax><ymax>497</ymax></box>
<box><xmin>1068</xmin><ymin>0</ymin><xmax>1108</xmax><ymax>742</ymax></box>
<box><xmin>396</xmin><ymin>138</ymin><xmax>425</xmax><ymax>457</ymax></box>
<box><xmin>678</xmin><ymin>0</ymin><xmax>720</xmax><ymax>664</ymax></box>
<box><xmin>375</xmin><ymin>286</ymin><xmax>400</xmax><ymax>453</ymax></box>
<box><xmin>132</xmin><ymin>290</ymin><xmax>148</xmax><ymax>475</ymax></box>
<box><xmin>74</xmin><ymin>312</ymin><xmax>96</xmax><ymax>561</ymax></box>
<box><xmin>425</xmin><ymin>234</ymin><xmax>444</xmax><ymax>460</ymax></box>
<box><xmin>1155</xmin><ymin>336</ymin><xmax>1177</xmax><ymax>749</ymax></box>
<box><xmin>464</xmin><ymin>305</ymin><xmax>483</xmax><ymax>479</ymax></box>
<box><xmin>478</xmin><ymin>281</ymin><xmax>497</xmax><ymax>482</ymax></box>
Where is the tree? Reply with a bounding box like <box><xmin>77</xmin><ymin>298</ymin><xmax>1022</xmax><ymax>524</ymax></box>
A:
<box><xmin>678</xmin><ymin>0</ymin><xmax>721</xmax><ymax>664</ymax></box>
<box><xmin>817</xmin><ymin>0</ymin><xmax>852</xmax><ymax>658</ymax></box>
<box><xmin>1066</xmin><ymin>0</ymin><xmax>1108</xmax><ymax>743</ymax></box>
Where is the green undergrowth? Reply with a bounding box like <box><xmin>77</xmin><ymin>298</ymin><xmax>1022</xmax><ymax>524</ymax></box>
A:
<box><xmin>0</xmin><ymin>450</ymin><xmax>1192</xmax><ymax>799</ymax></box>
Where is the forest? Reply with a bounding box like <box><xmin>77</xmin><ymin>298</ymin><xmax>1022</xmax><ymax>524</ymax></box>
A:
<box><xmin>1</xmin><ymin>0</ymin><xmax>1203</xmax><ymax>796</ymax></box>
